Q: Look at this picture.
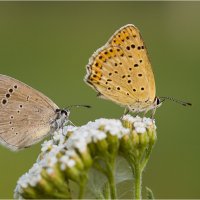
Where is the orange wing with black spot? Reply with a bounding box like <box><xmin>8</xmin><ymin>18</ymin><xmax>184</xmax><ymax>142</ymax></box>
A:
<box><xmin>85</xmin><ymin>24</ymin><xmax>156</xmax><ymax>108</ymax></box>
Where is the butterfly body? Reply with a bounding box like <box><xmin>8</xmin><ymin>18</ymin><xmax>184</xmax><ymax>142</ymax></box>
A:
<box><xmin>85</xmin><ymin>24</ymin><xmax>160</xmax><ymax>114</ymax></box>
<box><xmin>0</xmin><ymin>74</ymin><xmax>69</xmax><ymax>151</ymax></box>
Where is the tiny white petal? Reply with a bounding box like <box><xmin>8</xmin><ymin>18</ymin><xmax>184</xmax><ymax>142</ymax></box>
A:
<box><xmin>29</xmin><ymin>175</ymin><xmax>41</xmax><ymax>187</ymax></box>
<box><xmin>135</xmin><ymin>127</ymin><xmax>146</xmax><ymax>134</ymax></box>
<box><xmin>65</xmin><ymin>150</ymin><xmax>76</xmax><ymax>157</ymax></box>
<box><xmin>62</xmin><ymin>125</ymin><xmax>78</xmax><ymax>135</ymax></box>
<box><xmin>60</xmin><ymin>155</ymin><xmax>69</xmax><ymax>165</ymax></box>
<box><xmin>128</xmin><ymin>115</ymin><xmax>141</xmax><ymax>122</ymax></box>
<box><xmin>134</xmin><ymin>121</ymin><xmax>145</xmax><ymax>128</ymax></box>
<box><xmin>46</xmin><ymin>168</ymin><xmax>54</xmax><ymax>175</ymax></box>
<box><xmin>49</xmin><ymin>156</ymin><xmax>57</xmax><ymax>166</ymax></box>
<box><xmin>92</xmin><ymin>131</ymin><xmax>107</xmax><ymax>142</ymax></box>
<box><xmin>18</xmin><ymin>174</ymin><xmax>28</xmax><ymax>188</ymax></box>
<box><xmin>53</xmin><ymin>133</ymin><xmax>60</xmax><ymax>142</ymax></box>
<box><xmin>41</xmin><ymin>140</ymin><xmax>53</xmax><ymax>152</ymax></box>
<box><xmin>67</xmin><ymin>159</ymin><xmax>76</xmax><ymax>167</ymax></box>
<box><xmin>60</xmin><ymin>163</ymin><xmax>66</xmax><ymax>171</ymax></box>
<box><xmin>74</xmin><ymin>140</ymin><xmax>87</xmax><ymax>152</ymax></box>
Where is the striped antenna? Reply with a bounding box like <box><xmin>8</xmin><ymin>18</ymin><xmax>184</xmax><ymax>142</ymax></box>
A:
<box><xmin>65</xmin><ymin>105</ymin><xmax>91</xmax><ymax>110</ymax></box>
<box><xmin>159</xmin><ymin>97</ymin><xmax>192</xmax><ymax>106</ymax></box>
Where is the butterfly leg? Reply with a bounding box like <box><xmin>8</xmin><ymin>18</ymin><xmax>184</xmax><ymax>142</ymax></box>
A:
<box><xmin>124</xmin><ymin>107</ymin><xmax>130</xmax><ymax>115</ymax></box>
<box><xmin>150</xmin><ymin>108</ymin><xmax>156</xmax><ymax>119</ymax></box>
<box><xmin>59</xmin><ymin>120</ymin><xmax>76</xmax><ymax>137</ymax></box>
<box><xmin>61</xmin><ymin>122</ymin><xmax>64</xmax><ymax>135</ymax></box>
<box><xmin>120</xmin><ymin>107</ymin><xmax>130</xmax><ymax>119</ymax></box>
<box><xmin>66</xmin><ymin>120</ymin><xmax>76</xmax><ymax>127</ymax></box>
<box><xmin>142</xmin><ymin>109</ymin><xmax>148</xmax><ymax>118</ymax></box>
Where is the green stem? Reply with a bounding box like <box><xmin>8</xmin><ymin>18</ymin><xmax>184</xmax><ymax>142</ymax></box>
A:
<box><xmin>141</xmin><ymin>146</ymin><xmax>153</xmax><ymax>171</ymax></box>
<box><xmin>51</xmin><ymin>192</ymin><xmax>71</xmax><ymax>199</ymax></box>
<box><xmin>94</xmin><ymin>156</ymin><xmax>117</xmax><ymax>199</ymax></box>
<box><xmin>93</xmin><ymin>160</ymin><xmax>108</xmax><ymax>176</ymax></box>
<box><xmin>134</xmin><ymin>162</ymin><xmax>142</xmax><ymax>200</ymax></box>
<box><xmin>110</xmin><ymin>176</ymin><xmax>116</xmax><ymax>199</ymax></box>
<box><xmin>78</xmin><ymin>173</ymin><xmax>87</xmax><ymax>199</ymax></box>
<box><xmin>103</xmin><ymin>182</ymin><xmax>111</xmax><ymax>199</ymax></box>
<box><xmin>107</xmin><ymin>163</ymin><xmax>117</xmax><ymax>199</ymax></box>
<box><xmin>78</xmin><ymin>184</ymin><xmax>85</xmax><ymax>199</ymax></box>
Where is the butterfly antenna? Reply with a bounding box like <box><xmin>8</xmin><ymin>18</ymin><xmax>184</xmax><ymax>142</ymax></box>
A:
<box><xmin>65</xmin><ymin>105</ymin><xmax>91</xmax><ymax>110</ymax></box>
<box><xmin>159</xmin><ymin>97</ymin><xmax>192</xmax><ymax>106</ymax></box>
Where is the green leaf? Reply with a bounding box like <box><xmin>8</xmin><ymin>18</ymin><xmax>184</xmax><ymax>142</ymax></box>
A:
<box><xmin>146</xmin><ymin>187</ymin><xmax>155</xmax><ymax>199</ymax></box>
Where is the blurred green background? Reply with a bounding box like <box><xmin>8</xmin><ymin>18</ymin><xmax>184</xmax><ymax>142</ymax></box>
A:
<box><xmin>0</xmin><ymin>2</ymin><xmax>198</xmax><ymax>198</ymax></box>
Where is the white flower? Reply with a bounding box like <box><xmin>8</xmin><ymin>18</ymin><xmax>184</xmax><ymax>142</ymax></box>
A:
<box><xmin>122</xmin><ymin>115</ymin><xmax>156</xmax><ymax>133</ymax></box>
<box><xmin>64</xmin><ymin>118</ymin><xmax>129</xmax><ymax>152</ymax></box>
<box><xmin>53</xmin><ymin>131</ymin><xmax>61</xmax><ymax>142</ymax></box>
<box><xmin>29</xmin><ymin>175</ymin><xmax>41</xmax><ymax>187</ymax></box>
<box><xmin>61</xmin><ymin>125</ymin><xmax>78</xmax><ymax>136</ymax></box>
<box><xmin>16</xmin><ymin>163</ymin><xmax>42</xmax><ymax>191</ymax></box>
<box><xmin>46</xmin><ymin>168</ymin><xmax>54</xmax><ymax>175</ymax></box>
<box><xmin>134</xmin><ymin>121</ymin><xmax>145</xmax><ymax>128</ymax></box>
<box><xmin>122</xmin><ymin>114</ymin><xmax>141</xmax><ymax>123</ymax></box>
<box><xmin>91</xmin><ymin>130</ymin><xmax>107</xmax><ymax>142</ymax></box>
<box><xmin>60</xmin><ymin>154</ymin><xmax>76</xmax><ymax>170</ymax></box>
<box><xmin>14</xmin><ymin>184</ymin><xmax>23</xmax><ymax>199</ymax></box>
<box><xmin>41</xmin><ymin>140</ymin><xmax>54</xmax><ymax>152</ymax></box>
<box><xmin>67</xmin><ymin>159</ymin><xmax>76</xmax><ymax>168</ymax></box>
<box><xmin>135</xmin><ymin>127</ymin><xmax>146</xmax><ymax>134</ymax></box>
<box><xmin>17</xmin><ymin>174</ymin><xmax>29</xmax><ymax>188</ymax></box>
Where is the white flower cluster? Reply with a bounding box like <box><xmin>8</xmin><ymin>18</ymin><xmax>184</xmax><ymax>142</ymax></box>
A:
<box><xmin>14</xmin><ymin>126</ymin><xmax>77</xmax><ymax>199</ymax></box>
<box><xmin>14</xmin><ymin>163</ymin><xmax>42</xmax><ymax>199</ymax></box>
<box><xmin>66</xmin><ymin>118</ymin><xmax>129</xmax><ymax>152</ymax></box>
<box><xmin>14</xmin><ymin>118</ymin><xmax>129</xmax><ymax>198</ymax></box>
<box><xmin>122</xmin><ymin>115</ymin><xmax>156</xmax><ymax>134</ymax></box>
<box><xmin>60</xmin><ymin>150</ymin><xmax>76</xmax><ymax>170</ymax></box>
<box><xmin>14</xmin><ymin>116</ymin><xmax>156</xmax><ymax>199</ymax></box>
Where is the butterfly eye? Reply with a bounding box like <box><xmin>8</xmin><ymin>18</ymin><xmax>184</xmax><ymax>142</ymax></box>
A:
<box><xmin>55</xmin><ymin>108</ymin><xmax>61</xmax><ymax>113</ymax></box>
<box><xmin>156</xmin><ymin>97</ymin><xmax>160</xmax><ymax>105</ymax></box>
<box><xmin>61</xmin><ymin>109</ymin><xmax>69</xmax><ymax>116</ymax></box>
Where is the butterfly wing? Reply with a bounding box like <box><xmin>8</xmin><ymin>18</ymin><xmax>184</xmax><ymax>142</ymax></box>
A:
<box><xmin>85</xmin><ymin>24</ymin><xmax>156</xmax><ymax>110</ymax></box>
<box><xmin>0</xmin><ymin>74</ymin><xmax>59</xmax><ymax>150</ymax></box>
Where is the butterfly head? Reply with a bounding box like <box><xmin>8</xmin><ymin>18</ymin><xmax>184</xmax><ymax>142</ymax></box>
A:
<box><xmin>55</xmin><ymin>108</ymin><xmax>70</xmax><ymax>118</ymax></box>
<box><xmin>53</xmin><ymin>105</ymin><xmax>91</xmax><ymax>130</ymax></box>
<box><xmin>56</xmin><ymin>105</ymin><xmax>91</xmax><ymax>119</ymax></box>
<box><xmin>144</xmin><ymin>97</ymin><xmax>163</xmax><ymax>113</ymax></box>
<box><xmin>53</xmin><ymin>109</ymin><xmax>70</xmax><ymax>130</ymax></box>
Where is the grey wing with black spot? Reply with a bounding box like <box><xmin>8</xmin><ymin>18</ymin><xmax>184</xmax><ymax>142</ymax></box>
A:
<box><xmin>0</xmin><ymin>74</ymin><xmax>59</xmax><ymax>151</ymax></box>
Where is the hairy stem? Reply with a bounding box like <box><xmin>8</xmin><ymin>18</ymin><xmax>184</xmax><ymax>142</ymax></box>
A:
<box><xmin>106</xmin><ymin>158</ymin><xmax>117</xmax><ymax>199</ymax></box>
<box><xmin>134</xmin><ymin>162</ymin><xmax>142</xmax><ymax>200</ymax></box>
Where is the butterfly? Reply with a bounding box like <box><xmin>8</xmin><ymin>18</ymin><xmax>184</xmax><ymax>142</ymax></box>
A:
<box><xmin>85</xmin><ymin>24</ymin><xmax>191</xmax><ymax>117</ymax></box>
<box><xmin>0</xmin><ymin>74</ymin><xmax>90</xmax><ymax>151</ymax></box>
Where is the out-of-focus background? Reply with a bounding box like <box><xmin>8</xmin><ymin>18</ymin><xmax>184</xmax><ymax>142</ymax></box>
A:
<box><xmin>0</xmin><ymin>2</ymin><xmax>198</xmax><ymax>198</ymax></box>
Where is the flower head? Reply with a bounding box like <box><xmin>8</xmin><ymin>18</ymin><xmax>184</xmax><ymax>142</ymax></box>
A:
<box><xmin>14</xmin><ymin>115</ymin><xmax>157</xmax><ymax>199</ymax></box>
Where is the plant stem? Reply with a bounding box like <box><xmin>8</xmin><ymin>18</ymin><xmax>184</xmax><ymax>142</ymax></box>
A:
<box><xmin>109</xmin><ymin>172</ymin><xmax>116</xmax><ymax>199</ymax></box>
<box><xmin>78</xmin><ymin>184</ymin><xmax>84</xmax><ymax>199</ymax></box>
<box><xmin>141</xmin><ymin>146</ymin><xmax>153</xmax><ymax>171</ymax></box>
<box><xmin>107</xmin><ymin>159</ymin><xmax>117</xmax><ymax>199</ymax></box>
<box><xmin>134</xmin><ymin>162</ymin><xmax>142</xmax><ymax>200</ymax></box>
<box><xmin>78</xmin><ymin>173</ymin><xmax>87</xmax><ymax>199</ymax></box>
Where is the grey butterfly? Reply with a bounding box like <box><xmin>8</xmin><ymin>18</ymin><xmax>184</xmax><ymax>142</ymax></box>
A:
<box><xmin>0</xmin><ymin>74</ymin><xmax>89</xmax><ymax>151</ymax></box>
